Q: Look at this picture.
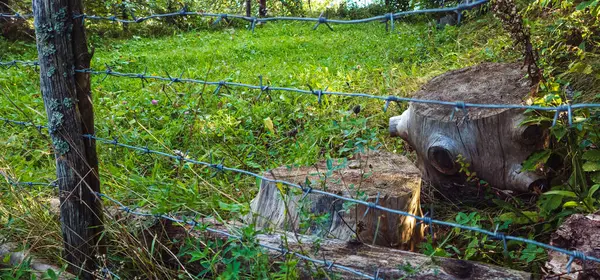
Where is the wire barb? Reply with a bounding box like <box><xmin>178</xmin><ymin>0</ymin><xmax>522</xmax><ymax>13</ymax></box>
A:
<box><xmin>363</xmin><ymin>192</ymin><xmax>380</xmax><ymax>218</ymax></box>
<box><xmin>567</xmin><ymin>251</ymin><xmax>587</xmax><ymax>273</ymax></box>
<box><xmin>492</xmin><ymin>224</ymin><xmax>508</xmax><ymax>254</ymax></box>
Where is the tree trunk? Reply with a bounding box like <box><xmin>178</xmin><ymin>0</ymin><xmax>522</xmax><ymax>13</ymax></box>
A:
<box><xmin>246</xmin><ymin>150</ymin><xmax>424</xmax><ymax>250</ymax></box>
<box><xmin>246</xmin><ymin>0</ymin><xmax>251</xmax><ymax>17</ymax></box>
<box><xmin>32</xmin><ymin>0</ymin><xmax>102</xmax><ymax>278</ymax></box>
<box><xmin>389</xmin><ymin>63</ymin><xmax>547</xmax><ymax>195</ymax></box>
<box><xmin>259</xmin><ymin>0</ymin><xmax>267</xmax><ymax>17</ymax></box>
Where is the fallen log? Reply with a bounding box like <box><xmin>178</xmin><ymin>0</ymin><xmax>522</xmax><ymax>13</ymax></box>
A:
<box><xmin>173</xmin><ymin>218</ymin><xmax>531</xmax><ymax>279</ymax></box>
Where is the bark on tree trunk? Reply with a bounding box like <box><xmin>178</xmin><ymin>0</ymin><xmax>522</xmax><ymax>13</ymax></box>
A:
<box><xmin>259</xmin><ymin>0</ymin><xmax>267</xmax><ymax>17</ymax></box>
<box><xmin>246</xmin><ymin>0</ymin><xmax>252</xmax><ymax>17</ymax></box>
<box><xmin>32</xmin><ymin>0</ymin><xmax>102</xmax><ymax>278</ymax></box>
<box><xmin>246</xmin><ymin>151</ymin><xmax>424</xmax><ymax>250</ymax></box>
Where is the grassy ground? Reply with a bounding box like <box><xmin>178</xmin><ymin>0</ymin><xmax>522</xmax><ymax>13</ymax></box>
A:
<box><xmin>0</xmin><ymin>12</ymin><xmax>529</xmax><ymax>278</ymax></box>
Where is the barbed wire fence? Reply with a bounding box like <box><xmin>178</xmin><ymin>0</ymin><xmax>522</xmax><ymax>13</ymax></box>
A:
<box><xmin>2</xmin><ymin>108</ymin><xmax>600</xmax><ymax>278</ymax></box>
<box><xmin>0</xmin><ymin>0</ymin><xmax>487</xmax><ymax>33</ymax></box>
<box><xmin>1</xmin><ymin>0</ymin><xmax>600</xmax><ymax>279</ymax></box>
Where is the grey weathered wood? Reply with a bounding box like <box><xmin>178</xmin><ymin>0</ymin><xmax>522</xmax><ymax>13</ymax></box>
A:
<box><xmin>390</xmin><ymin>63</ymin><xmax>547</xmax><ymax>193</ymax></box>
<box><xmin>32</xmin><ymin>0</ymin><xmax>102</xmax><ymax>278</ymax></box>
<box><xmin>247</xmin><ymin>151</ymin><xmax>424</xmax><ymax>250</ymax></box>
<box><xmin>252</xmin><ymin>231</ymin><xmax>531</xmax><ymax>279</ymax></box>
<box><xmin>181</xmin><ymin>219</ymin><xmax>532</xmax><ymax>279</ymax></box>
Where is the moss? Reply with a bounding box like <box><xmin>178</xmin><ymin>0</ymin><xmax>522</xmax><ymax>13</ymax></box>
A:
<box><xmin>63</xmin><ymin>98</ymin><xmax>73</xmax><ymax>109</ymax></box>
<box><xmin>53</xmin><ymin>138</ymin><xmax>70</xmax><ymax>155</ymax></box>
<box><xmin>49</xmin><ymin>111</ymin><xmax>64</xmax><ymax>131</ymax></box>
<box><xmin>46</xmin><ymin>66</ymin><xmax>56</xmax><ymax>77</ymax></box>
<box><xmin>48</xmin><ymin>99</ymin><xmax>60</xmax><ymax>111</ymax></box>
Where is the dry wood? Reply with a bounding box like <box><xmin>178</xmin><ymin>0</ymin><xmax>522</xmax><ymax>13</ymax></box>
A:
<box><xmin>390</xmin><ymin>63</ymin><xmax>547</xmax><ymax>193</ymax></box>
<box><xmin>247</xmin><ymin>150</ymin><xmax>424</xmax><ymax>250</ymax></box>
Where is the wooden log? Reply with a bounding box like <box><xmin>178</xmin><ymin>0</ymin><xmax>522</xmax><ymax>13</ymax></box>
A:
<box><xmin>164</xmin><ymin>218</ymin><xmax>531</xmax><ymax>279</ymax></box>
<box><xmin>32</xmin><ymin>0</ymin><xmax>103</xmax><ymax>278</ymax></box>
<box><xmin>246</xmin><ymin>150</ymin><xmax>424</xmax><ymax>250</ymax></box>
<box><xmin>246</xmin><ymin>231</ymin><xmax>530</xmax><ymax>279</ymax></box>
<box><xmin>389</xmin><ymin>63</ymin><xmax>548</xmax><ymax>193</ymax></box>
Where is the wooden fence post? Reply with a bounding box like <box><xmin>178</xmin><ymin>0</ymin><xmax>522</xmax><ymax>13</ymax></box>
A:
<box><xmin>32</xmin><ymin>0</ymin><xmax>103</xmax><ymax>278</ymax></box>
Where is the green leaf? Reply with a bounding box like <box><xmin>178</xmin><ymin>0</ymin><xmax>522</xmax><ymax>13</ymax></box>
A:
<box><xmin>45</xmin><ymin>268</ymin><xmax>57</xmax><ymax>280</ymax></box>
<box><xmin>576</xmin><ymin>0</ymin><xmax>593</xmax><ymax>10</ymax></box>
<box><xmin>552</xmin><ymin>126</ymin><xmax>568</xmax><ymax>141</ymax></box>
<box><xmin>583</xmin><ymin>161</ymin><xmax>600</xmax><ymax>172</ymax></box>
<box><xmin>543</xmin><ymin>190</ymin><xmax>578</xmax><ymax>197</ymax></box>
<box><xmin>522</xmin><ymin>150</ymin><xmax>551</xmax><ymax>171</ymax></box>
<box><xmin>188</xmin><ymin>251</ymin><xmax>206</xmax><ymax>263</ymax></box>
<box><xmin>592</xmin><ymin>172</ymin><xmax>600</xmax><ymax>184</ymax></box>
<box><xmin>498</xmin><ymin>212</ymin><xmax>538</xmax><ymax>225</ymax></box>
<box><xmin>588</xmin><ymin>184</ymin><xmax>600</xmax><ymax>198</ymax></box>
<box><xmin>583</xmin><ymin>150</ymin><xmax>600</xmax><ymax>161</ymax></box>
<box><xmin>326</xmin><ymin>158</ymin><xmax>333</xmax><ymax>170</ymax></box>
<box><xmin>538</xmin><ymin>193</ymin><xmax>563</xmax><ymax>212</ymax></box>
<box><xmin>563</xmin><ymin>201</ymin><xmax>579</xmax><ymax>208</ymax></box>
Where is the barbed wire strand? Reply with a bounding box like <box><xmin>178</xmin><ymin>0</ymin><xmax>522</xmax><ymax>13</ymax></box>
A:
<box><xmin>3</xmin><ymin>61</ymin><xmax>598</xmax><ymax>121</ymax></box>
<box><xmin>0</xmin><ymin>0</ymin><xmax>487</xmax><ymax>33</ymax></box>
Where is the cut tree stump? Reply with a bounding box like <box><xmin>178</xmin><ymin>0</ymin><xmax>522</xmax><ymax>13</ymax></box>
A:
<box><xmin>246</xmin><ymin>150</ymin><xmax>424</xmax><ymax>250</ymax></box>
<box><xmin>389</xmin><ymin>63</ymin><xmax>548</xmax><ymax>193</ymax></box>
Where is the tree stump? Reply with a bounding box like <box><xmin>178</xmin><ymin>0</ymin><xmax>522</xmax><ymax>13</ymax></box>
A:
<box><xmin>246</xmin><ymin>150</ymin><xmax>424</xmax><ymax>250</ymax></box>
<box><xmin>389</xmin><ymin>63</ymin><xmax>548</xmax><ymax>193</ymax></box>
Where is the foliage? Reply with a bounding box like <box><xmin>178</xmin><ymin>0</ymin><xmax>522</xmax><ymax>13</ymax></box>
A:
<box><xmin>521</xmin><ymin>79</ymin><xmax>600</xmax><ymax>215</ymax></box>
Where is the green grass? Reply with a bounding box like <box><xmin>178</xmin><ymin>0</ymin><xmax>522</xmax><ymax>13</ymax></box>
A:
<box><xmin>0</xmin><ymin>13</ymin><xmax>523</xmax><ymax>278</ymax></box>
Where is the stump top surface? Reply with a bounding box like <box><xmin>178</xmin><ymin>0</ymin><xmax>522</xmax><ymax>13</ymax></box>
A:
<box><xmin>412</xmin><ymin>63</ymin><xmax>531</xmax><ymax>119</ymax></box>
<box><xmin>265</xmin><ymin>150</ymin><xmax>421</xmax><ymax>196</ymax></box>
